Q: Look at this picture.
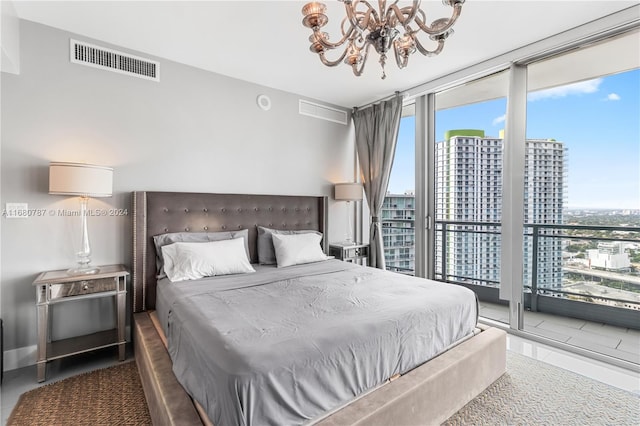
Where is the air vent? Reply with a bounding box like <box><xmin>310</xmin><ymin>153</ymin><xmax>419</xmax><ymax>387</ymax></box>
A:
<box><xmin>70</xmin><ymin>39</ymin><xmax>159</xmax><ymax>82</ymax></box>
<box><xmin>299</xmin><ymin>100</ymin><xmax>348</xmax><ymax>125</ymax></box>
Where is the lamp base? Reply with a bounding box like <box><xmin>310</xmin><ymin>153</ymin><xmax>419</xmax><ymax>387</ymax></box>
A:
<box><xmin>67</xmin><ymin>266</ymin><xmax>100</xmax><ymax>276</ymax></box>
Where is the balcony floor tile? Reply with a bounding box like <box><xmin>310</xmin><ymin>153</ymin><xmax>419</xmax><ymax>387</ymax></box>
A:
<box><xmin>478</xmin><ymin>307</ymin><xmax>509</xmax><ymax>324</ymax></box>
<box><xmin>566</xmin><ymin>337</ymin><xmax>640</xmax><ymax>364</ymax></box>
<box><xmin>626</xmin><ymin>328</ymin><xmax>640</xmax><ymax>339</ymax></box>
<box><xmin>535</xmin><ymin>321</ymin><xmax>621</xmax><ymax>348</ymax></box>
<box><xmin>481</xmin><ymin>301</ymin><xmax>639</xmax><ymax>365</ymax></box>
<box><xmin>580</xmin><ymin>321</ymin><xmax>628</xmax><ymax>338</ymax></box>
<box><xmin>617</xmin><ymin>339</ymin><xmax>640</xmax><ymax>355</ymax></box>
<box><xmin>526</xmin><ymin>311</ymin><xmax>587</xmax><ymax>330</ymax></box>
<box><xmin>523</xmin><ymin>324</ymin><xmax>571</xmax><ymax>342</ymax></box>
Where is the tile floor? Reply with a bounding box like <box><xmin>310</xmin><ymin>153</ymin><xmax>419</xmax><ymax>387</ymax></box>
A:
<box><xmin>480</xmin><ymin>301</ymin><xmax>640</xmax><ymax>364</ymax></box>
<box><xmin>1</xmin><ymin>332</ymin><xmax>638</xmax><ymax>424</ymax></box>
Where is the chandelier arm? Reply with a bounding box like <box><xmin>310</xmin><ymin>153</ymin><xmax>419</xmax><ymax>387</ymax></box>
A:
<box><xmin>358</xmin><ymin>10</ymin><xmax>374</xmax><ymax>34</ymax></box>
<box><xmin>393</xmin><ymin>44</ymin><xmax>409</xmax><ymax>69</ymax></box>
<box><xmin>359</xmin><ymin>0</ymin><xmax>382</xmax><ymax>28</ymax></box>
<box><xmin>315</xmin><ymin>27</ymin><xmax>357</xmax><ymax>50</ymax></box>
<box><xmin>388</xmin><ymin>1</ymin><xmax>419</xmax><ymax>27</ymax></box>
<box><xmin>318</xmin><ymin>48</ymin><xmax>351</xmax><ymax>67</ymax></box>
<box><xmin>414</xmin><ymin>3</ymin><xmax>462</xmax><ymax>35</ymax></box>
<box><xmin>385</xmin><ymin>0</ymin><xmax>401</xmax><ymax>18</ymax></box>
<box><xmin>414</xmin><ymin>36</ymin><xmax>445</xmax><ymax>57</ymax></box>
<box><xmin>345</xmin><ymin>1</ymin><xmax>376</xmax><ymax>32</ymax></box>
<box><xmin>351</xmin><ymin>42</ymin><xmax>373</xmax><ymax>77</ymax></box>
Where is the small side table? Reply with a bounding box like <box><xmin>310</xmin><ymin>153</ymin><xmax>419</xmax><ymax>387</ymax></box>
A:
<box><xmin>329</xmin><ymin>242</ymin><xmax>369</xmax><ymax>266</ymax></box>
<box><xmin>32</xmin><ymin>264</ymin><xmax>128</xmax><ymax>382</ymax></box>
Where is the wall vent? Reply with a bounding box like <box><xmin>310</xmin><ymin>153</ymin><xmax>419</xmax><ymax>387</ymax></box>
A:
<box><xmin>70</xmin><ymin>39</ymin><xmax>159</xmax><ymax>82</ymax></box>
<box><xmin>299</xmin><ymin>100</ymin><xmax>348</xmax><ymax>125</ymax></box>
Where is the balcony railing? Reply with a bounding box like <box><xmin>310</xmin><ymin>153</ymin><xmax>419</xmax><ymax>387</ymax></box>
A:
<box><xmin>434</xmin><ymin>220</ymin><xmax>640</xmax><ymax>329</ymax></box>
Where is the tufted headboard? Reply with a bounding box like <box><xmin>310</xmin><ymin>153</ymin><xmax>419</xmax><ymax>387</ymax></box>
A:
<box><xmin>132</xmin><ymin>191</ymin><xmax>328</xmax><ymax>312</ymax></box>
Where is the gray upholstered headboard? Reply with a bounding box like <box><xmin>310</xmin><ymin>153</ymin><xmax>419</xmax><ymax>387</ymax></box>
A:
<box><xmin>132</xmin><ymin>191</ymin><xmax>328</xmax><ymax>312</ymax></box>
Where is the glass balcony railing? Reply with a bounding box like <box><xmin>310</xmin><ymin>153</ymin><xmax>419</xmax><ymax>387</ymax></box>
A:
<box><xmin>434</xmin><ymin>220</ymin><xmax>640</xmax><ymax>330</ymax></box>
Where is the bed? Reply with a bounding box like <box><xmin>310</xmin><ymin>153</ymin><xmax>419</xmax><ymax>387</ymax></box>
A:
<box><xmin>132</xmin><ymin>191</ymin><xmax>506</xmax><ymax>425</ymax></box>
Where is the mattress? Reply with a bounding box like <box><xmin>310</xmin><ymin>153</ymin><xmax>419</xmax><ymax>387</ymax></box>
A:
<box><xmin>156</xmin><ymin>259</ymin><xmax>478</xmax><ymax>426</ymax></box>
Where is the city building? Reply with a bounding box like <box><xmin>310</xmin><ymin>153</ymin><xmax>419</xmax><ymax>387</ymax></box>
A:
<box><xmin>435</xmin><ymin>129</ymin><xmax>503</xmax><ymax>285</ymax></box>
<box><xmin>382</xmin><ymin>191</ymin><xmax>416</xmax><ymax>274</ymax></box>
<box><xmin>588</xmin><ymin>242</ymin><xmax>632</xmax><ymax>271</ymax></box>
<box><xmin>522</xmin><ymin>136</ymin><xmax>566</xmax><ymax>291</ymax></box>
<box><xmin>384</xmin><ymin>130</ymin><xmax>566</xmax><ymax>288</ymax></box>
<box><xmin>435</xmin><ymin>129</ymin><xmax>565</xmax><ymax>289</ymax></box>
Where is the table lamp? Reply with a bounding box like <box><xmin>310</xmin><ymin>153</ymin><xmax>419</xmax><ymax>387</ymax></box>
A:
<box><xmin>49</xmin><ymin>162</ymin><xmax>113</xmax><ymax>275</ymax></box>
<box><xmin>334</xmin><ymin>182</ymin><xmax>363</xmax><ymax>244</ymax></box>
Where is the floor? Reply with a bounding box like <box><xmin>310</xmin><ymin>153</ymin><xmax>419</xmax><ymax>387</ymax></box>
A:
<box><xmin>0</xmin><ymin>345</ymin><xmax>134</xmax><ymax>424</ymax></box>
<box><xmin>1</xmin><ymin>333</ymin><xmax>639</xmax><ymax>424</ymax></box>
<box><xmin>480</xmin><ymin>301</ymin><xmax>640</xmax><ymax>364</ymax></box>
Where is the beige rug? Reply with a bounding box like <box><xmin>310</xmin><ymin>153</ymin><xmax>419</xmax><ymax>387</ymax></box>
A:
<box><xmin>8</xmin><ymin>353</ymin><xmax>639</xmax><ymax>425</ymax></box>
<box><xmin>7</xmin><ymin>361</ymin><xmax>151</xmax><ymax>426</ymax></box>
<box><xmin>444</xmin><ymin>351</ymin><xmax>639</xmax><ymax>426</ymax></box>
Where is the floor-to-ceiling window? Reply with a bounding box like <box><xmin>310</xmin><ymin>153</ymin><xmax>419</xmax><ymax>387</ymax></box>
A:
<box><xmin>433</xmin><ymin>71</ymin><xmax>509</xmax><ymax>323</ymax></box>
<box><xmin>391</xmin><ymin>22</ymin><xmax>639</xmax><ymax>367</ymax></box>
<box><xmin>520</xmin><ymin>31</ymin><xmax>640</xmax><ymax>363</ymax></box>
<box><xmin>384</xmin><ymin>107</ymin><xmax>416</xmax><ymax>275</ymax></box>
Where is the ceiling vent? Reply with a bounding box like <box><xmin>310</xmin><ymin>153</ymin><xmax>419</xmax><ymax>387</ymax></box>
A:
<box><xmin>299</xmin><ymin>100</ymin><xmax>348</xmax><ymax>125</ymax></box>
<box><xmin>70</xmin><ymin>39</ymin><xmax>159</xmax><ymax>82</ymax></box>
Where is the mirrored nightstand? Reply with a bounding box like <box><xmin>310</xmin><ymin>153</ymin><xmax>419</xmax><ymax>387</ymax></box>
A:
<box><xmin>329</xmin><ymin>242</ymin><xmax>369</xmax><ymax>266</ymax></box>
<box><xmin>32</xmin><ymin>264</ymin><xmax>128</xmax><ymax>382</ymax></box>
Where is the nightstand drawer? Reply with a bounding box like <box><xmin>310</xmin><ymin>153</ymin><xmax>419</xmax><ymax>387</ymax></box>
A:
<box><xmin>346</xmin><ymin>246</ymin><xmax>368</xmax><ymax>258</ymax></box>
<box><xmin>49</xmin><ymin>277</ymin><xmax>116</xmax><ymax>300</ymax></box>
<box><xmin>329</xmin><ymin>243</ymin><xmax>369</xmax><ymax>266</ymax></box>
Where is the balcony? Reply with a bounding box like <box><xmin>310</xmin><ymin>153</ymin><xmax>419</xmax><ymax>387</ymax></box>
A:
<box><xmin>479</xmin><ymin>301</ymin><xmax>639</xmax><ymax>364</ymax></box>
<box><xmin>435</xmin><ymin>220</ymin><xmax>640</xmax><ymax>364</ymax></box>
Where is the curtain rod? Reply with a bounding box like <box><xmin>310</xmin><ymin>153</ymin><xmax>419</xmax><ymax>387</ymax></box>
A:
<box><xmin>353</xmin><ymin>91</ymin><xmax>404</xmax><ymax>111</ymax></box>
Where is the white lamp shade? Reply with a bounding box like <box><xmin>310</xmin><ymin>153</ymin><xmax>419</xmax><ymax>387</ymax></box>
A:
<box><xmin>334</xmin><ymin>183</ymin><xmax>363</xmax><ymax>201</ymax></box>
<box><xmin>49</xmin><ymin>162</ymin><xmax>113</xmax><ymax>197</ymax></box>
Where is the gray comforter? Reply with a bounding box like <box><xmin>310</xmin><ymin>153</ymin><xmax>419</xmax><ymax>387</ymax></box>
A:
<box><xmin>158</xmin><ymin>260</ymin><xmax>478</xmax><ymax>426</ymax></box>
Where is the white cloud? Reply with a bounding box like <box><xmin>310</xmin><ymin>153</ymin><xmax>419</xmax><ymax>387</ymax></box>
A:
<box><xmin>528</xmin><ymin>78</ymin><xmax>602</xmax><ymax>101</ymax></box>
<box><xmin>492</xmin><ymin>114</ymin><xmax>506</xmax><ymax>126</ymax></box>
<box><xmin>606</xmin><ymin>93</ymin><xmax>621</xmax><ymax>101</ymax></box>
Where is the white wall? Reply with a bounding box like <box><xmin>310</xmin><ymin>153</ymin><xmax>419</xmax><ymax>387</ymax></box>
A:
<box><xmin>1</xmin><ymin>0</ymin><xmax>20</xmax><ymax>75</ymax></box>
<box><xmin>0</xmin><ymin>20</ymin><xmax>355</xmax><ymax>369</ymax></box>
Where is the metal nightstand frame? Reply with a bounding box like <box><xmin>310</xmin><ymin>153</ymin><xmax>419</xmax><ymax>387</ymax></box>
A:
<box><xmin>32</xmin><ymin>264</ymin><xmax>128</xmax><ymax>382</ymax></box>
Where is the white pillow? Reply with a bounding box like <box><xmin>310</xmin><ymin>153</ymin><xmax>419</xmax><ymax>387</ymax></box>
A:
<box><xmin>271</xmin><ymin>232</ymin><xmax>328</xmax><ymax>268</ymax></box>
<box><xmin>161</xmin><ymin>238</ymin><xmax>255</xmax><ymax>282</ymax></box>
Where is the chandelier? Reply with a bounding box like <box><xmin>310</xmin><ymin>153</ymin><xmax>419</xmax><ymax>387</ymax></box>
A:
<box><xmin>302</xmin><ymin>0</ymin><xmax>465</xmax><ymax>79</ymax></box>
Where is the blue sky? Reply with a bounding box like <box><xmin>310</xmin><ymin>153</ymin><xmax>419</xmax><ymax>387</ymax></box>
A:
<box><xmin>388</xmin><ymin>69</ymin><xmax>640</xmax><ymax>210</ymax></box>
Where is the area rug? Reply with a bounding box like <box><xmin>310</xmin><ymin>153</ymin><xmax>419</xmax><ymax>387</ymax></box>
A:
<box><xmin>443</xmin><ymin>351</ymin><xmax>640</xmax><ymax>426</ymax></box>
<box><xmin>7</xmin><ymin>361</ymin><xmax>151</xmax><ymax>426</ymax></box>
<box><xmin>7</xmin><ymin>353</ymin><xmax>639</xmax><ymax>425</ymax></box>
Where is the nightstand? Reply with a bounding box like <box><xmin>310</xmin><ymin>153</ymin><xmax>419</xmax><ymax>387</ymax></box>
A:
<box><xmin>329</xmin><ymin>242</ymin><xmax>369</xmax><ymax>266</ymax></box>
<box><xmin>32</xmin><ymin>264</ymin><xmax>128</xmax><ymax>382</ymax></box>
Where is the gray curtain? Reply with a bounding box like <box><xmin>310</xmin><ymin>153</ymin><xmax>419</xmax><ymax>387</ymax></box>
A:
<box><xmin>353</xmin><ymin>95</ymin><xmax>403</xmax><ymax>269</ymax></box>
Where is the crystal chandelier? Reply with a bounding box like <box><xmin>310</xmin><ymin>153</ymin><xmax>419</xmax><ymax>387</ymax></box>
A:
<box><xmin>302</xmin><ymin>0</ymin><xmax>465</xmax><ymax>79</ymax></box>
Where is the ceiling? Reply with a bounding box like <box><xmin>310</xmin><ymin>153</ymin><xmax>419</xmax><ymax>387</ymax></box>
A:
<box><xmin>11</xmin><ymin>1</ymin><xmax>639</xmax><ymax>108</ymax></box>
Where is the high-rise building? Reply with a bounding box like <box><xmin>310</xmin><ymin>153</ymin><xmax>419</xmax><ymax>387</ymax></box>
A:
<box><xmin>435</xmin><ymin>129</ymin><xmax>565</xmax><ymax>289</ymax></box>
<box><xmin>522</xmin><ymin>137</ymin><xmax>566</xmax><ymax>291</ymax></box>
<box><xmin>381</xmin><ymin>192</ymin><xmax>416</xmax><ymax>274</ymax></box>
<box><xmin>382</xmin><ymin>130</ymin><xmax>566</xmax><ymax>288</ymax></box>
<box><xmin>435</xmin><ymin>129</ymin><xmax>503</xmax><ymax>285</ymax></box>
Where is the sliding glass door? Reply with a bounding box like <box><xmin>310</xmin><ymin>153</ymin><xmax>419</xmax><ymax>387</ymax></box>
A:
<box><xmin>433</xmin><ymin>71</ymin><xmax>509</xmax><ymax>325</ymax></box>
<box><xmin>520</xmin><ymin>31</ymin><xmax>640</xmax><ymax>362</ymax></box>
<box><xmin>400</xmin><ymin>27</ymin><xmax>639</xmax><ymax>366</ymax></box>
<box><xmin>384</xmin><ymin>107</ymin><xmax>416</xmax><ymax>275</ymax></box>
